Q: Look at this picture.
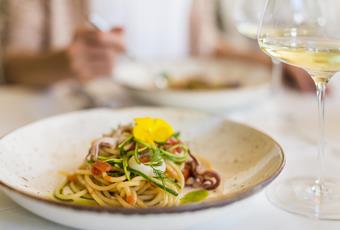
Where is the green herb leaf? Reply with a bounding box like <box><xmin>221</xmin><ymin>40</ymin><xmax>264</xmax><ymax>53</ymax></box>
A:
<box><xmin>172</xmin><ymin>132</ymin><xmax>181</xmax><ymax>138</ymax></box>
<box><xmin>180</xmin><ymin>190</ymin><xmax>209</xmax><ymax>205</ymax></box>
<box><xmin>151</xmin><ymin>166</ymin><xmax>166</xmax><ymax>188</ymax></box>
<box><xmin>150</xmin><ymin>148</ymin><xmax>163</xmax><ymax>165</ymax></box>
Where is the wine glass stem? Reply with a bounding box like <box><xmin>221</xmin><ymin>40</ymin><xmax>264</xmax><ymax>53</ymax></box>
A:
<box><xmin>314</xmin><ymin>80</ymin><xmax>327</xmax><ymax>195</ymax></box>
<box><xmin>272</xmin><ymin>58</ymin><xmax>283</xmax><ymax>93</ymax></box>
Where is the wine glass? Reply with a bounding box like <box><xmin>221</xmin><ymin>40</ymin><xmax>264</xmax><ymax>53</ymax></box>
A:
<box><xmin>233</xmin><ymin>0</ymin><xmax>283</xmax><ymax>93</ymax></box>
<box><xmin>258</xmin><ymin>0</ymin><xmax>340</xmax><ymax>219</ymax></box>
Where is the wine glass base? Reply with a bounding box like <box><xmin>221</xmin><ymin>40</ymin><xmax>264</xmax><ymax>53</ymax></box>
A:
<box><xmin>266</xmin><ymin>177</ymin><xmax>340</xmax><ymax>220</ymax></box>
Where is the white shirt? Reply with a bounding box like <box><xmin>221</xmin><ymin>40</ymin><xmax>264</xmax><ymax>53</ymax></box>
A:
<box><xmin>90</xmin><ymin>0</ymin><xmax>192</xmax><ymax>60</ymax></box>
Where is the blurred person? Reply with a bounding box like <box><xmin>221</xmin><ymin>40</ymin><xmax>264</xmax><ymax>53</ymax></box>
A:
<box><xmin>0</xmin><ymin>0</ymin><xmax>314</xmax><ymax>91</ymax></box>
<box><xmin>0</xmin><ymin>0</ymin><xmax>124</xmax><ymax>88</ymax></box>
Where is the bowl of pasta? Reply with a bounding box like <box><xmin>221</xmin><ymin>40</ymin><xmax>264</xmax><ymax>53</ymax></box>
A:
<box><xmin>0</xmin><ymin>107</ymin><xmax>284</xmax><ymax>230</ymax></box>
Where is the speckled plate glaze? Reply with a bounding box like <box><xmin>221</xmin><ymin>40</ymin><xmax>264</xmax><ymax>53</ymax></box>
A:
<box><xmin>0</xmin><ymin>108</ymin><xmax>284</xmax><ymax>230</ymax></box>
<box><xmin>114</xmin><ymin>58</ymin><xmax>271</xmax><ymax>111</ymax></box>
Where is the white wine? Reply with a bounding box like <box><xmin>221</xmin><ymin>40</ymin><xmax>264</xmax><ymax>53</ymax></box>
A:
<box><xmin>236</xmin><ymin>22</ymin><xmax>258</xmax><ymax>40</ymax></box>
<box><xmin>259</xmin><ymin>37</ymin><xmax>340</xmax><ymax>74</ymax></box>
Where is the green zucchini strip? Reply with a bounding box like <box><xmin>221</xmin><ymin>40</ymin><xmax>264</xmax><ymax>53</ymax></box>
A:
<box><xmin>128</xmin><ymin>167</ymin><xmax>178</xmax><ymax>196</ymax></box>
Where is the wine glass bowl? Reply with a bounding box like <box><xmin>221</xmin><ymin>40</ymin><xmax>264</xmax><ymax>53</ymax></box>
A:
<box><xmin>258</xmin><ymin>0</ymin><xmax>340</xmax><ymax>219</ymax></box>
<box><xmin>233</xmin><ymin>0</ymin><xmax>283</xmax><ymax>93</ymax></box>
<box><xmin>233</xmin><ymin>0</ymin><xmax>266</xmax><ymax>39</ymax></box>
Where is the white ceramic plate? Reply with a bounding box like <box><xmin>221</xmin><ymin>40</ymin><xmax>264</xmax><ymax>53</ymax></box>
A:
<box><xmin>0</xmin><ymin>108</ymin><xmax>284</xmax><ymax>230</ymax></box>
<box><xmin>114</xmin><ymin>59</ymin><xmax>272</xmax><ymax>111</ymax></box>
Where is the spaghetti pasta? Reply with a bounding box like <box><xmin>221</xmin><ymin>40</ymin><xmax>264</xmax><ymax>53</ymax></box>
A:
<box><xmin>54</xmin><ymin>117</ymin><xmax>220</xmax><ymax>208</ymax></box>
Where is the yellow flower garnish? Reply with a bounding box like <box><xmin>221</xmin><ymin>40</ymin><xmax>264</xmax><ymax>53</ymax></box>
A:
<box><xmin>133</xmin><ymin>117</ymin><xmax>174</xmax><ymax>145</ymax></box>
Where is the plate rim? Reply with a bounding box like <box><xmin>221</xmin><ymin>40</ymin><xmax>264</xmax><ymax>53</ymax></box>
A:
<box><xmin>0</xmin><ymin>107</ymin><xmax>285</xmax><ymax>215</ymax></box>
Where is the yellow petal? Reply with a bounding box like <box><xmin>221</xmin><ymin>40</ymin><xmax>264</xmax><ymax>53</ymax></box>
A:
<box><xmin>133</xmin><ymin>124</ymin><xmax>150</xmax><ymax>144</ymax></box>
<box><xmin>153</xmin><ymin>119</ymin><xmax>174</xmax><ymax>142</ymax></box>
<box><xmin>133</xmin><ymin>117</ymin><xmax>174</xmax><ymax>145</ymax></box>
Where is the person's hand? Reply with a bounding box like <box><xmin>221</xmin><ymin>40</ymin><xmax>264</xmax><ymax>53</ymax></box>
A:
<box><xmin>68</xmin><ymin>27</ymin><xmax>125</xmax><ymax>82</ymax></box>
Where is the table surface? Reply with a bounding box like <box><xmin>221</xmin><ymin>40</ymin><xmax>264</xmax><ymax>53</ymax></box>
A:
<box><xmin>1</xmin><ymin>77</ymin><xmax>340</xmax><ymax>230</ymax></box>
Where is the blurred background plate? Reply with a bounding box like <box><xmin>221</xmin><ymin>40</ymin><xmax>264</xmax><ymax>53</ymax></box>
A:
<box><xmin>114</xmin><ymin>58</ymin><xmax>272</xmax><ymax>111</ymax></box>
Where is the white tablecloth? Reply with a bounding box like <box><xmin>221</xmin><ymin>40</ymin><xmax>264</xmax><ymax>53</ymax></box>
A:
<box><xmin>1</xmin><ymin>77</ymin><xmax>340</xmax><ymax>230</ymax></box>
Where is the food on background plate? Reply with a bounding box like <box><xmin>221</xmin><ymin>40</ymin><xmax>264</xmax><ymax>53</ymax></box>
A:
<box><xmin>158</xmin><ymin>72</ymin><xmax>241</xmax><ymax>90</ymax></box>
<box><xmin>54</xmin><ymin>117</ymin><xmax>220</xmax><ymax>208</ymax></box>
